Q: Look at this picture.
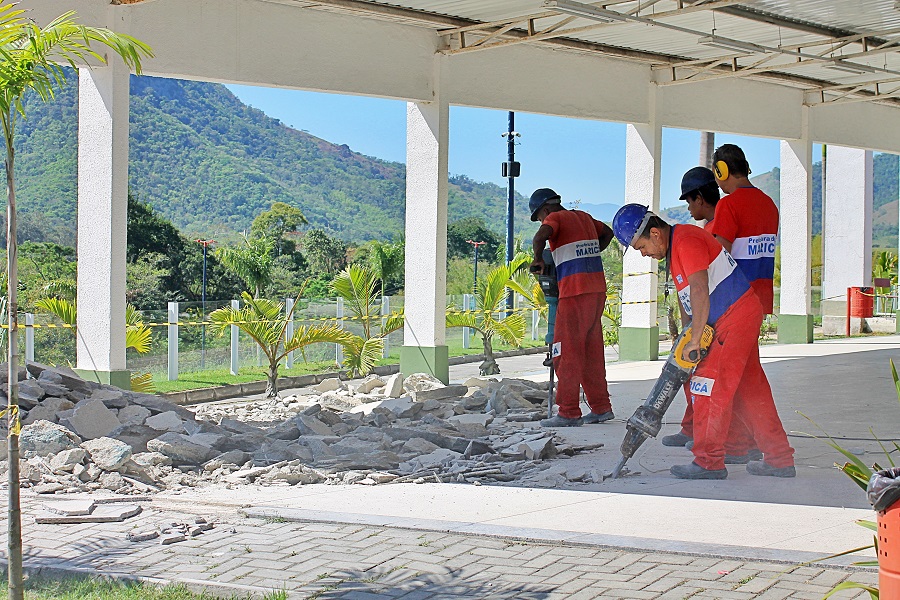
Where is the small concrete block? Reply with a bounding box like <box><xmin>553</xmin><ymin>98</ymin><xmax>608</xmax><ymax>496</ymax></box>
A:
<box><xmin>356</xmin><ymin>376</ymin><xmax>385</xmax><ymax>394</ymax></box>
<box><xmin>448</xmin><ymin>414</ymin><xmax>493</xmax><ymax>427</ymax></box>
<box><xmin>464</xmin><ymin>377</ymin><xmax>493</xmax><ymax>388</ymax></box>
<box><xmin>160</xmin><ymin>532</ymin><xmax>187</xmax><ymax>545</ymax></box>
<box><xmin>127</xmin><ymin>530</ymin><xmax>160</xmax><ymax>542</ymax></box>
<box><xmin>315</xmin><ymin>378</ymin><xmax>342</xmax><ymax>393</ymax></box>
<box><xmin>383</xmin><ymin>373</ymin><xmax>403</xmax><ymax>398</ymax></box>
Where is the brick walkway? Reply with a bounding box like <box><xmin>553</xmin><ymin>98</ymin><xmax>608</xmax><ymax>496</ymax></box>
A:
<box><xmin>4</xmin><ymin>494</ymin><xmax>877</xmax><ymax>599</ymax></box>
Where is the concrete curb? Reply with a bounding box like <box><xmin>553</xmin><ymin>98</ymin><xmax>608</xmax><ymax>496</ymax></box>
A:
<box><xmin>162</xmin><ymin>346</ymin><xmax>547</xmax><ymax>405</ymax></box>
<box><xmin>240</xmin><ymin>506</ymin><xmax>874</xmax><ymax>570</ymax></box>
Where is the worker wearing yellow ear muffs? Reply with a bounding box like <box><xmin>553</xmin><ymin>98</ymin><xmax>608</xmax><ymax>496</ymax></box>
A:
<box><xmin>708</xmin><ymin>143</ymin><xmax>780</xmax><ymax>465</ymax></box>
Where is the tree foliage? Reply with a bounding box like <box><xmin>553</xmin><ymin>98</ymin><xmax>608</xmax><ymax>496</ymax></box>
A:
<box><xmin>250</xmin><ymin>201</ymin><xmax>307</xmax><ymax>256</ymax></box>
<box><xmin>447</xmin><ymin>217</ymin><xmax>503</xmax><ymax>261</ymax></box>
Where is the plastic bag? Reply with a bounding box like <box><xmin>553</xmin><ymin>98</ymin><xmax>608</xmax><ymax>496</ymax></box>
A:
<box><xmin>868</xmin><ymin>467</ymin><xmax>900</xmax><ymax>512</ymax></box>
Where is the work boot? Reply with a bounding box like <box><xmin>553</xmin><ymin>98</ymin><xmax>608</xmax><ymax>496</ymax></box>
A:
<box><xmin>685</xmin><ymin>440</ymin><xmax>694</xmax><ymax>451</ymax></box>
<box><xmin>582</xmin><ymin>411</ymin><xmax>614</xmax><ymax>424</ymax></box>
<box><xmin>747</xmin><ymin>461</ymin><xmax>796</xmax><ymax>478</ymax></box>
<box><xmin>661</xmin><ymin>432</ymin><xmax>692</xmax><ymax>447</ymax></box>
<box><xmin>540</xmin><ymin>415</ymin><xmax>583</xmax><ymax>427</ymax></box>
<box><xmin>670</xmin><ymin>461</ymin><xmax>728</xmax><ymax>480</ymax></box>
<box><xmin>724</xmin><ymin>454</ymin><xmax>751</xmax><ymax>464</ymax></box>
<box><xmin>748</xmin><ymin>448</ymin><xmax>763</xmax><ymax>461</ymax></box>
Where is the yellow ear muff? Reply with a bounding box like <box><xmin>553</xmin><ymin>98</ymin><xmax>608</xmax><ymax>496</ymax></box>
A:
<box><xmin>713</xmin><ymin>160</ymin><xmax>729</xmax><ymax>181</ymax></box>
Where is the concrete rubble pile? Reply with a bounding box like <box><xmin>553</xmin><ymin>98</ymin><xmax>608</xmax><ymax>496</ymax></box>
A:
<box><xmin>0</xmin><ymin>363</ymin><xmax>602</xmax><ymax>496</ymax></box>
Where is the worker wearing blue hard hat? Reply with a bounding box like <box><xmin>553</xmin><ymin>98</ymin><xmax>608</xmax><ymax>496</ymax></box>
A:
<box><xmin>612</xmin><ymin>204</ymin><xmax>795</xmax><ymax>479</ymax></box>
<box><xmin>661</xmin><ymin>166</ymin><xmax>720</xmax><ymax>449</ymax></box>
<box><xmin>530</xmin><ymin>187</ymin><xmax>615</xmax><ymax>428</ymax></box>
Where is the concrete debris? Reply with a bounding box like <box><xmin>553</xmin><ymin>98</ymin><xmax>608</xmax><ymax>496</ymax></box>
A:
<box><xmin>3</xmin><ymin>364</ymin><xmax>603</xmax><ymax>496</ymax></box>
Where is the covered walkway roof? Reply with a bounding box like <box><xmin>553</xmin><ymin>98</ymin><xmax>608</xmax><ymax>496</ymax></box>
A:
<box><xmin>296</xmin><ymin>0</ymin><xmax>900</xmax><ymax>107</ymax></box>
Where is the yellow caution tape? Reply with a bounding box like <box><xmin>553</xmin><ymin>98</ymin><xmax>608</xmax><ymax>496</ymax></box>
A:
<box><xmin>0</xmin><ymin>405</ymin><xmax>21</xmax><ymax>437</ymax></box>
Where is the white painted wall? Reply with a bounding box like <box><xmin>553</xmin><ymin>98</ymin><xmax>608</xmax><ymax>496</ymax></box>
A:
<box><xmin>77</xmin><ymin>60</ymin><xmax>129</xmax><ymax>374</ymax></box>
<box><xmin>822</xmin><ymin>146</ymin><xmax>874</xmax><ymax>303</ymax></box>
<box><xmin>403</xmin><ymin>59</ymin><xmax>449</xmax><ymax>349</ymax></box>
<box><xmin>621</xmin><ymin>113</ymin><xmax>661</xmax><ymax>330</ymax></box>
<box><xmin>779</xmin><ymin>129</ymin><xmax>813</xmax><ymax>317</ymax></box>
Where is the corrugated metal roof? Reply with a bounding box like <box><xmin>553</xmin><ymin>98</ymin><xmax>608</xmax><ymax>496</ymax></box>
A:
<box><xmin>300</xmin><ymin>0</ymin><xmax>900</xmax><ymax>102</ymax></box>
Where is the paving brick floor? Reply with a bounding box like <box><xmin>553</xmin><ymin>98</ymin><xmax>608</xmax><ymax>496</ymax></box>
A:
<box><xmin>0</xmin><ymin>494</ymin><xmax>878</xmax><ymax>599</ymax></box>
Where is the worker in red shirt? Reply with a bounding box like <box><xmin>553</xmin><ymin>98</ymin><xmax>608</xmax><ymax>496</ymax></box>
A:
<box><xmin>709</xmin><ymin>144</ymin><xmax>779</xmax><ymax>462</ymax></box>
<box><xmin>529</xmin><ymin>188</ymin><xmax>615</xmax><ymax>427</ymax></box>
<box><xmin>612</xmin><ymin>204</ymin><xmax>795</xmax><ymax>479</ymax></box>
<box><xmin>661</xmin><ymin>166</ymin><xmax>720</xmax><ymax>449</ymax></box>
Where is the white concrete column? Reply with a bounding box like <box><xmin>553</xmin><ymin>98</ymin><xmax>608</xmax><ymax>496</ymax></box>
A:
<box><xmin>620</xmin><ymin>119</ymin><xmax>661</xmax><ymax>361</ymax></box>
<box><xmin>76</xmin><ymin>60</ymin><xmax>130</xmax><ymax>388</ymax></box>
<box><xmin>822</xmin><ymin>145</ymin><xmax>874</xmax><ymax>335</ymax></box>
<box><xmin>778</xmin><ymin>121</ymin><xmax>814</xmax><ymax>343</ymax></box>
<box><xmin>400</xmin><ymin>58</ymin><xmax>449</xmax><ymax>382</ymax></box>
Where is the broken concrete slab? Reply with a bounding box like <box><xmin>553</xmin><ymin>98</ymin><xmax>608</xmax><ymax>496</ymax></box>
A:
<box><xmin>67</xmin><ymin>399</ymin><xmax>122</xmax><ymax>440</ymax></box>
<box><xmin>43</xmin><ymin>499</ymin><xmax>95</xmax><ymax>516</ymax></box>
<box><xmin>82</xmin><ymin>437</ymin><xmax>133</xmax><ymax>471</ymax></box>
<box><xmin>117</xmin><ymin>405</ymin><xmax>151</xmax><ymax>426</ymax></box>
<box><xmin>295</xmin><ymin>415</ymin><xmax>334</xmax><ymax>437</ymax></box>
<box><xmin>355</xmin><ymin>376</ymin><xmax>385</xmax><ymax>394</ymax></box>
<box><xmin>383</xmin><ymin>373</ymin><xmax>403</xmax><ymax>398</ymax></box>
<box><xmin>20</xmin><ymin>420</ymin><xmax>82</xmax><ymax>458</ymax></box>
<box><xmin>49</xmin><ymin>448</ymin><xmax>87</xmax><ymax>472</ymax></box>
<box><xmin>413</xmin><ymin>385</ymin><xmax>468</xmax><ymax>402</ymax></box>
<box><xmin>147</xmin><ymin>433</ymin><xmax>214</xmax><ymax>466</ymax></box>
<box><xmin>35</xmin><ymin>503</ymin><xmax>141</xmax><ymax>524</ymax></box>
<box><xmin>145</xmin><ymin>411</ymin><xmax>185</xmax><ymax>432</ymax></box>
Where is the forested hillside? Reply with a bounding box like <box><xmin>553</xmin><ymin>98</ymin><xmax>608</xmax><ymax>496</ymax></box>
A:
<box><xmin>11</xmin><ymin>71</ymin><xmax>531</xmax><ymax>247</ymax></box>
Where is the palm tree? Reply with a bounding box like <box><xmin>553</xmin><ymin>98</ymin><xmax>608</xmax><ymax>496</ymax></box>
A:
<box><xmin>330</xmin><ymin>264</ymin><xmax>404</xmax><ymax>376</ymax></box>
<box><xmin>215</xmin><ymin>233</ymin><xmax>276</xmax><ymax>297</ymax></box>
<box><xmin>0</xmin><ymin>5</ymin><xmax>151</xmax><ymax>597</ymax></box>
<box><xmin>362</xmin><ymin>239</ymin><xmax>404</xmax><ymax>298</ymax></box>
<box><xmin>209</xmin><ymin>291</ymin><xmax>356</xmax><ymax>397</ymax></box>
<box><xmin>34</xmin><ymin>298</ymin><xmax>154</xmax><ymax>392</ymax></box>
<box><xmin>446</xmin><ymin>254</ymin><xmax>528</xmax><ymax>375</ymax></box>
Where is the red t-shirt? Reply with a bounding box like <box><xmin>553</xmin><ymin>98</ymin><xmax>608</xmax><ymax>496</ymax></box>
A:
<box><xmin>543</xmin><ymin>209</ymin><xmax>607</xmax><ymax>298</ymax></box>
<box><xmin>710</xmin><ymin>187</ymin><xmax>778</xmax><ymax>314</ymax></box>
<box><xmin>670</xmin><ymin>225</ymin><xmax>752</xmax><ymax>325</ymax></box>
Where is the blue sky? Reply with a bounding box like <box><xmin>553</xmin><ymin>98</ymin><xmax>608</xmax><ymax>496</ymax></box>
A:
<box><xmin>226</xmin><ymin>84</ymin><xmax>791</xmax><ymax>211</ymax></box>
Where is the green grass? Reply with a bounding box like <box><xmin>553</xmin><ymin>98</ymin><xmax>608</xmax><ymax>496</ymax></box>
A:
<box><xmin>0</xmin><ymin>575</ymin><xmax>287</xmax><ymax>599</ymax></box>
<box><xmin>151</xmin><ymin>338</ymin><xmax>547</xmax><ymax>393</ymax></box>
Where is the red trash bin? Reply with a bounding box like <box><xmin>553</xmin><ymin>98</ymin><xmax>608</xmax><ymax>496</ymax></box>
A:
<box><xmin>870</xmin><ymin>468</ymin><xmax>900</xmax><ymax>597</ymax></box>
<box><xmin>850</xmin><ymin>287</ymin><xmax>874</xmax><ymax>318</ymax></box>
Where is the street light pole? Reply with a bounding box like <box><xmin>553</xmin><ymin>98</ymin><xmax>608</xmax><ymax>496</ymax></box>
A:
<box><xmin>465</xmin><ymin>239</ymin><xmax>486</xmax><ymax>295</ymax></box>
<box><xmin>502</xmin><ymin>112</ymin><xmax>521</xmax><ymax>313</ymax></box>
<box><xmin>196</xmin><ymin>239</ymin><xmax>216</xmax><ymax>369</ymax></box>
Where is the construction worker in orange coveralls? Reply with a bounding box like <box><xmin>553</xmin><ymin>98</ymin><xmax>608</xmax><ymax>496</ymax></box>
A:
<box><xmin>529</xmin><ymin>188</ymin><xmax>615</xmax><ymax>428</ymax></box>
<box><xmin>612</xmin><ymin>204</ymin><xmax>795</xmax><ymax>479</ymax></box>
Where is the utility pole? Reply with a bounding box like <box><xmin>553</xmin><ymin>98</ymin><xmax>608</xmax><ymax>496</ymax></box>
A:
<box><xmin>502</xmin><ymin>111</ymin><xmax>521</xmax><ymax>312</ymax></box>
<box><xmin>196</xmin><ymin>239</ymin><xmax>216</xmax><ymax>370</ymax></box>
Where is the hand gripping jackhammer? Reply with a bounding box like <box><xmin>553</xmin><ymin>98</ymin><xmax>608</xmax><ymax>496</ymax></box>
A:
<box><xmin>607</xmin><ymin>322</ymin><xmax>714</xmax><ymax>479</ymax></box>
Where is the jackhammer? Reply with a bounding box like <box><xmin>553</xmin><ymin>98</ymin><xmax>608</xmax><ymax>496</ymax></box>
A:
<box><xmin>607</xmin><ymin>322</ymin><xmax>714</xmax><ymax>479</ymax></box>
<box><xmin>535</xmin><ymin>250</ymin><xmax>559</xmax><ymax>419</ymax></box>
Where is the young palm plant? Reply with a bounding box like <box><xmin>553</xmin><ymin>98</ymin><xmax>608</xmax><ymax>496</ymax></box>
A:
<box><xmin>330</xmin><ymin>264</ymin><xmax>404</xmax><ymax>377</ymax></box>
<box><xmin>446</xmin><ymin>254</ymin><xmax>528</xmax><ymax>376</ymax></box>
<box><xmin>33</xmin><ymin>298</ymin><xmax>154</xmax><ymax>392</ymax></box>
<box><xmin>209</xmin><ymin>291</ymin><xmax>357</xmax><ymax>397</ymax></box>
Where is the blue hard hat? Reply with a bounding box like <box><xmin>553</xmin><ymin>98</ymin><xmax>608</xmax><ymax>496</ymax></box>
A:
<box><xmin>530</xmin><ymin>188</ymin><xmax>561</xmax><ymax>221</ymax></box>
<box><xmin>612</xmin><ymin>203</ymin><xmax>652</xmax><ymax>247</ymax></box>
<box><xmin>679</xmin><ymin>166</ymin><xmax>716</xmax><ymax>200</ymax></box>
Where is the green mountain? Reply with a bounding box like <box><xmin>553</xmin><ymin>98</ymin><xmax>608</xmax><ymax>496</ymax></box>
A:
<box><xmin>10</xmin><ymin>71</ymin><xmax>532</xmax><ymax>247</ymax></box>
<box><xmin>662</xmin><ymin>153</ymin><xmax>900</xmax><ymax>248</ymax></box>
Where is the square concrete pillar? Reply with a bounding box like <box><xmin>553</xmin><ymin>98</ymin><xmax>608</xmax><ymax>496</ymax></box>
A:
<box><xmin>822</xmin><ymin>146</ymin><xmax>873</xmax><ymax>335</ymax></box>
<box><xmin>400</xmin><ymin>65</ymin><xmax>449</xmax><ymax>383</ymax></box>
<box><xmin>75</xmin><ymin>61</ymin><xmax>130</xmax><ymax>389</ymax></box>
<box><xmin>778</xmin><ymin>134</ymin><xmax>814</xmax><ymax>344</ymax></box>
<box><xmin>619</xmin><ymin>122</ymin><xmax>661</xmax><ymax>361</ymax></box>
